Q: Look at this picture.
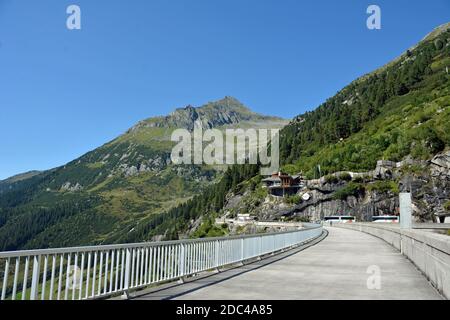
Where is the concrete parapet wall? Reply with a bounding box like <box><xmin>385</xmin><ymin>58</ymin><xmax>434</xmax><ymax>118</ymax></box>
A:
<box><xmin>336</xmin><ymin>223</ymin><xmax>450</xmax><ymax>299</ymax></box>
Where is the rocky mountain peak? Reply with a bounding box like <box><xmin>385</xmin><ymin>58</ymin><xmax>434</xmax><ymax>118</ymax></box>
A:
<box><xmin>131</xmin><ymin>97</ymin><xmax>285</xmax><ymax>132</ymax></box>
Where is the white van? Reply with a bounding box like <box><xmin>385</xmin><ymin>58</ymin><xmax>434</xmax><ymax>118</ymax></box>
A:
<box><xmin>323</xmin><ymin>216</ymin><xmax>356</xmax><ymax>224</ymax></box>
<box><xmin>372</xmin><ymin>215</ymin><xmax>399</xmax><ymax>223</ymax></box>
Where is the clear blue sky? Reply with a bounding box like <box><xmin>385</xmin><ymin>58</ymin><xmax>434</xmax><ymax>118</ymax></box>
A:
<box><xmin>0</xmin><ymin>0</ymin><xmax>449</xmax><ymax>179</ymax></box>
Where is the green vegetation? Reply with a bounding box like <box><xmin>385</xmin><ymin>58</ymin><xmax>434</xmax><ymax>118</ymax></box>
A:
<box><xmin>86</xmin><ymin>162</ymin><xmax>105</xmax><ymax>169</ymax></box>
<box><xmin>284</xmin><ymin>195</ymin><xmax>302</xmax><ymax>205</ymax></box>
<box><xmin>333</xmin><ymin>183</ymin><xmax>365</xmax><ymax>200</ymax></box>
<box><xmin>399</xmin><ymin>164</ymin><xmax>428</xmax><ymax>176</ymax></box>
<box><xmin>353</xmin><ymin>174</ymin><xmax>372</xmax><ymax>183</ymax></box>
<box><xmin>444</xmin><ymin>201</ymin><xmax>450</xmax><ymax>211</ymax></box>
<box><xmin>0</xmin><ymin>195</ymin><xmax>99</xmax><ymax>251</ymax></box>
<box><xmin>366</xmin><ymin>181</ymin><xmax>399</xmax><ymax>194</ymax></box>
<box><xmin>324</xmin><ymin>175</ymin><xmax>339</xmax><ymax>184</ymax></box>
<box><xmin>338</xmin><ymin>172</ymin><xmax>352</xmax><ymax>182</ymax></box>
<box><xmin>324</xmin><ymin>172</ymin><xmax>353</xmax><ymax>183</ymax></box>
<box><xmin>191</xmin><ymin>218</ymin><xmax>228</xmax><ymax>238</ymax></box>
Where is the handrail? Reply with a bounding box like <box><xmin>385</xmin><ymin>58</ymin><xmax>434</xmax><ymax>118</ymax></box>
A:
<box><xmin>0</xmin><ymin>224</ymin><xmax>323</xmax><ymax>300</ymax></box>
<box><xmin>0</xmin><ymin>224</ymin><xmax>320</xmax><ymax>258</ymax></box>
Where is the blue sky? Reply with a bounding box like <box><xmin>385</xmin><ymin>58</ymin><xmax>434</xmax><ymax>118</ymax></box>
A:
<box><xmin>0</xmin><ymin>0</ymin><xmax>449</xmax><ymax>179</ymax></box>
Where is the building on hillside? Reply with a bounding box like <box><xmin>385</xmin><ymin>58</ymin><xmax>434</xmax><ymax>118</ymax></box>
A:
<box><xmin>262</xmin><ymin>172</ymin><xmax>304</xmax><ymax>197</ymax></box>
<box><xmin>237</xmin><ymin>214</ymin><xmax>254</xmax><ymax>223</ymax></box>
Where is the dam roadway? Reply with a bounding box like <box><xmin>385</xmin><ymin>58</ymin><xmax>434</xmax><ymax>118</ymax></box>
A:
<box><xmin>134</xmin><ymin>227</ymin><xmax>442</xmax><ymax>300</ymax></box>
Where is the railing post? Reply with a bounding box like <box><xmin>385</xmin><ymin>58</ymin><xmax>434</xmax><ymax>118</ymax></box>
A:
<box><xmin>180</xmin><ymin>244</ymin><xmax>185</xmax><ymax>277</ymax></box>
<box><xmin>30</xmin><ymin>255</ymin><xmax>41</xmax><ymax>300</ymax></box>
<box><xmin>272</xmin><ymin>235</ymin><xmax>275</xmax><ymax>254</ymax></box>
<box><xmin>214</xmin><ymin>240</ymin><xmax>220</xmax><ymax>270</ymax></box>
<box><xmin>258</xmin><ymin>236</ymin><xmax>262</xmax><ymax>260</ymax></box>
<box><xmin>123</xmin><ymin>248</ymin><xmax>131</xmax><ymax>299</ymax></box>
<box><xmin>1</xmin><ymin>258</ymin><xmax>10</xmax><ymax>301</ymax></box>
<box><xmin>240</xmin><ymin>238</ymin><xmax>244</xmax><ymax>261</ymax></box>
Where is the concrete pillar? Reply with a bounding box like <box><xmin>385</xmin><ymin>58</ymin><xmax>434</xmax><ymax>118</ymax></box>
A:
<box><xmin>400</xmin><ymin>193</ymin><xmax>412</xmax><ymax>229</ymax></box>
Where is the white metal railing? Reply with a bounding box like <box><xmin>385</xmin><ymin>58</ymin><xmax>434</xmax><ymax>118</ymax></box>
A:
<box><xmin>0</xmin><ymin>224</ymin><xmax>322</xmax><ymax>300</ymax></box>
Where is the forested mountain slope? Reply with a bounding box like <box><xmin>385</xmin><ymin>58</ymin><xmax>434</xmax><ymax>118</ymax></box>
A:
<box><xmin>280</xmin><ymin>24</ymin><xmax>450</xmax><ymax>178</ymax></box>
<box><xmin>0</xmin><ymin>98</ymin><xmax>286</xmax><ymax>250</ymax></box>
<box><xmin>132</xmin><ymin>23</ymin><xmax>450</xmax><ymax>239</ymax></box>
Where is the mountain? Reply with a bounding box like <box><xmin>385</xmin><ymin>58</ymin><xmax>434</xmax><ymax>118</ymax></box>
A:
<box><xmin>0</xmin><ymin>97</ymin><xmax>287</xmax><ymax>251</ymax></box>
<box><xmin>128</xmin><ymin>23</ymin><xmax>450</xmax><ymax>239</ymax></box>
<box><xmin>0</xmin><ymin>171</ymin><xmax>42</xmax><ymax>194</ymax></box>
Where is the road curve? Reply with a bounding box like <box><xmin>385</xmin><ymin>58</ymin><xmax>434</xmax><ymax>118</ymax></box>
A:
<box><xmin>136</xmin><ymin>227</ymin><xmax>442</xmax><ymax>300</ymax></box>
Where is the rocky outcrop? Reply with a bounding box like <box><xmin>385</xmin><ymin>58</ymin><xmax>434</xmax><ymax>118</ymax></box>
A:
<box><xmin>300</xmin><ymin>152</ymin><xmax>449</xmax><ymax>222</ymax></box>
<box><xmin>289</xmin><ymin>188</ymin><xmax>398</xmax><ymax>222</ymax></box>
<box><xmin>60</xmin><ymin>182</ymin><xmax>83</xmax><ymax>192</ymax></box>
<box><xmin>222</xmin><ymin>190</ymin><xmax>296</xmax><ymax>221</ymax></box>
<box><xmin>222</xmin><ymin>151</ymin><xmax>450</xmax><ymax>223</ymax></box>
<box><xmin>115</xmin><ymin>154</ymin><xmax>172</xmax><ymax>177</ymax></box>
<box><xmin>171</xmin><ymin>165</ymin><xmax>216</xmax><ymax>182</ymax></box>
<box><xmin>130</xmin><ymin>96</ymin><xmax>286</xmax><ymax>132</ymax></box>
<box><xmin>430</xmin><ymin>151</ymin><xmax>450</xmax><ymax>177</ymax></box>
<box><xmin>414</xmin><ymin>152</ymin><xmax>450</xmax><ymax>221</ymax></box>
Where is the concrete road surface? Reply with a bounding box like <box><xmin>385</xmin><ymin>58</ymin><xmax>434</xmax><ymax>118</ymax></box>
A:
<box><xmin>135</xmin><ymin>227</ymin><xmax>442</xmax><ymax>300</ymax></box>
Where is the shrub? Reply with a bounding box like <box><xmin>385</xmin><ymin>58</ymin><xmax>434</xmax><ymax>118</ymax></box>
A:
<box><xmin>324</xmin><ymin>175</ymin><xmax>339</xmax><ymax>184</ymax></box>
<box><xmin>367</xmin><ymin>181</ymin><xmax>399</xmax><ymax>194</ymax></box>
<box><xmin>444</xmin><ymin>201</ymin><xmax>450</xmax><ymax>212</ymax></box>
<box><xmin>338</xmin><ymin>172</ymin><xmax>352</xmax><ymax>181</ymax></box>
<box><xmin>284</xmin><ymin>195</ymin><xmax>302</xmax><ymax>205</ymax></box>
<box><xmin>411</xmin><ymin>142</ymin><xmax>430</xmax><ymax>160</ymax></box>
<box><xmin>353</xmin><ymin>174</ymin><xmax>371</xmax><ymax>183</ymax></box>
<box><xmin>192</xmin><ymin>218</ymin><xmax>227</xmax><ymax>238</ymax></box>
<box><xmin>332</xmin><ymin>183</ymin><xmax>365</xmax><ymax>200</ymax></box>
<box><xmin>434</xmin><ymin>39</ymin><xmax>445</xmax><ymax>51</ymax></box>
<box><xmin>353</xmin><ymin>176</ymin><xmax>364</xmax><ymax>183</ymax></box>
<box><xmin>400</xmin><ymin>164</ymin><xmax>426</xmax><ymax>176</ymax></box>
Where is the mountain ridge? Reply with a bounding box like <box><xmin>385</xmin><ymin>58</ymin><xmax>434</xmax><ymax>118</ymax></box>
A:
<box><xmin>0</xmin><ymin>98</ymin><xmax>287</xmax><ymax>251</ymax></box>
<box><xmin>129</xmin><ymin>96</ymin><xmax>286</xmax><ymax>132</ymax></box>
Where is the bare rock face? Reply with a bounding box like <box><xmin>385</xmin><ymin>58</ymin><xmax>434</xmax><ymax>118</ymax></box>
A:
<box><xmin>419</xmin><ymin>151</ymin><xmax>450</xmax><ymax>221</ymax></box>
<box><xmin>131</xmin><ymin>96</ymin><xmax>286</xmax><ymax>132</ymax></box>
<box><xmin>430</xmin><ymin>151</ymin><xmax>450</xmax><ymax>177</ymax></box>
<box><xmin>60</xmin><ymin>182</ymin><xmax>83</xmax><ymax>192</ymax></box>
<box><xmin>291</xmin><ymin>187</ymin><xmax>398</xmax><ymax>222</ymax></box>
<box><xmin>373</xmin><ymin>165</ymin><xmax>394</xmax><ymax>180</ymax></box>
